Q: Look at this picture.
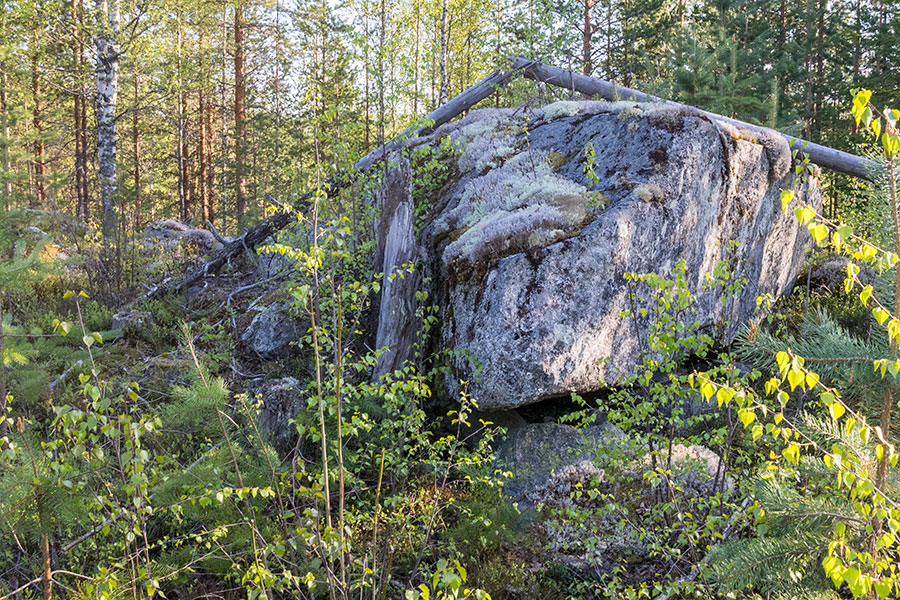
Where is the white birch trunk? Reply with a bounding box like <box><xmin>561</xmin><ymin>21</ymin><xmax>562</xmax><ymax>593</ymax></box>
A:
<box><xmin>94</xmin><ymin>0</ymin><xmax>120</xmax><ymax>239</ymax></box>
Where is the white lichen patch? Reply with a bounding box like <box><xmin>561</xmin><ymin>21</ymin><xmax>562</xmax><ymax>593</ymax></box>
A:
<box><xmin>634</xmin><ymin>182</ymin><xmax>664</xmax><ymax>203</ymax></box>
<box><xmin>541</xmin><ymin>100</ymin><xmax>665</xmax><ymax>121</ymax></box>
<box><xmin>437</xmin><ymin>147</ymin><xmax>594</xmax><ymax>268</ymax></box>
<box><xmin>617</xmin><ymin>105</ymin><xmax>643</xmax><ymax>121</ymax></box>
<box><xmin>542</xmin><ymin>100</ymin><xmax>588</xmax><ymax>120</ymax></box>
<box><xmin>448</xmin><ymin>111</ymin><xmax>522</xmax><ymax>173</ymax></box>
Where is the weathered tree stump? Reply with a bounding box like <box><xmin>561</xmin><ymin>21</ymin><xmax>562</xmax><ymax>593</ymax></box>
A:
<box><xmin>373</xmin><ymin>159</ymin><xmax>419</xmax><ymax>378</ymax></box>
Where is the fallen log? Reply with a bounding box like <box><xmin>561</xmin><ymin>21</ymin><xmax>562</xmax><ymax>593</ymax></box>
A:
<box><xmin>511</xmin><ymin>56</ymin><xmax>877</xmax><ymax>181</ymax></box>
<box><xmin>145</xmin><ymin>201</ymin><xmax>305</xmax><ymax>299</ymax></box>
<box><xmin>146</xmin><ymin>67</ymin><xmax>525</xmax><ymax>300</ymax></box>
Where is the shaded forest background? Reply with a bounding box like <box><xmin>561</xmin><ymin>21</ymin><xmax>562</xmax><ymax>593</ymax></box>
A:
<box><xmin>3</xmin><ymin>0</ymin><xmax>899</xmax><ymax>238</ymax></box>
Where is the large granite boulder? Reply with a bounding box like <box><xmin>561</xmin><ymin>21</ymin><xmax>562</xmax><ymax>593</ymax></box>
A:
<box><xmin>406</xmin><ymin>101</ymin><xmax>821</xmax><ymax>409</ymax></box>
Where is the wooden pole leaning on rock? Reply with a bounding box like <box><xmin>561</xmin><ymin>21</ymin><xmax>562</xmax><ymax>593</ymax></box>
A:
<box><xmin>510</xmin><ymin>56</ymin><xmax>877</xmax><ymax>181</ymax></box>
<box><xmin>146</xmin><ymin>67</ymin><xmax>525</xmax><ymax>300</ymax></box>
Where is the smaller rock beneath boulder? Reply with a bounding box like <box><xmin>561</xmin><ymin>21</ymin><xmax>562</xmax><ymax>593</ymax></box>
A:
<box><xmin>241</xmin><ymin>302</ymin><xmax>302</xmax><ymax>358</ymax></box>
<box><xmin>249</xmin><ymin>377</ymin><xmax>303</xmax><ymax>456</ymax></box>
<box><xmin>496</xmin><ymin>421</ymin><xmax>635</xmax><ymax>500</ymax></box>
<box><xmin>111</xmin><ymin>310</ymin><xmax>152</xmax><ymax>332</ymax></box>
<box><xmin>641</xmin><ymin>443</ymin><xmax>732</xmax><ymax>494</ymax></box>
<box><xmin>808</xmin><ymin>256</ymin><xmax>878</xmax><ymax>292</ymax></box>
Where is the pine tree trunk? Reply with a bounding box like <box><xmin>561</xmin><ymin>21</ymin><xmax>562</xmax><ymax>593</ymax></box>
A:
<box><xmin>364</xmin><ymin>0</ymin><xmax>370</xmax><ymax>151</ymax></box>
<box><xmin>853</xmin><ymin>0</ymin><xmax>861</xmax><ymax>79</ymax></box>
<box><xmin>234</xmin><ymin>0</ymin><xmax>247</xmax><ymax>226</ymax></box>
<box><xmin>605</xmin><ymin>1</ymin><xmax>611</xmax><ymax>79</ymax></box>
<box><xmin>438</xmin><ymin>0</ymin><xmax>449</xmax><ymax>105</ymax></box>
<box><xmin>803</xmin><ymin>0</ymin><xmax>813</xmax><ymax>139</ymax></box>
<box><xmin>377</xmin><ymin>0</ymin><xmax>385</xmax><ymax>144</ymax></box>
<box><xmin>815</xmin><ymin>7</ymin><xmax>824</xmax><ymax>140</ymax></box>
<box><xmin>74</xmin><ymin>85</ymin><xmax>85</xmax><ymax>221</ymax></box>
<box><xmin>0</xmin><ymin>68</ymin><xmax>10</xmax><ymax>212</ymax></box>
<box><xmin>32</xmin><ymin>28</ymin><xmax>46</xmax><ymax>208</ymax></box>
<box><xmin>582</xmin><ymin>0</ymin><xmax>592</xmax><ymax>76</ymax></box>
<box><xmin>94</xmin><ymin>0</ymin><xmax>120</xmax><ymax>241</ymax></box>
<box><xmin>494</xmin><ymin>0</ymin><xmax>500</xmax><ymax>108</ymax></box>
<box><xmin>205</xmin><ymin>77</ymin><xmax>215</xmax><ymax>224</ymax></box>
<box><xmin>177</xmin><ymin>15</ymin><xmax>187</xmax><ymax>222</ymax></box>
<box><xmin>71</xmin><ymin>0</ymin><xmax>86</xmax><ymax>221</ymax></box>
<box><xmin>273</xmin><ymin>0</ymin><xmax>281</xmax><ymax>201</ymax></box>
<box><xmin>25</xmin><ymin>99</ymin><xmax>33</xmax><ymax>199</ymax></box>
<box><xmin>414</xmin><ymin>5</ymin><xmax>420</xmax><ymax>115</ymax></box>
<box><xmin>0</xmin><ymin>8</ymin><xmax>8</xmax><ymax>212</ymax></box>
<box><xmin>430</xmin><ymin>14</ymin><xmax>436</xmax><ymax>109</ymax></box>
<box><xmin>180</xmin><ymin>82</ymin><xmax>190</xmax><ymax>222</ymax></box>
<box><xmin>199</xmin><ymin>64</ymin><xmax>209</xmax><ymax>224</ymax></box>
<box><xmin>220</xmin><ymin>0</ymin><xmax>228</xmax><ymax>233</ymax></box>
<box><xmin>622</xmin><ymin>11</ymin><xmax>631</xmax><ymax>87</ymax></box>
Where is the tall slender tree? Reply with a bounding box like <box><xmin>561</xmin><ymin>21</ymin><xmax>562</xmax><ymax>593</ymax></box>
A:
<box><xmin>31</xmin><ymin>25</ymin><xmax>46</xmax><ymax>207</ymax></box>
<box><xmin>234</xmin><ymin>0</ymin><xmax>247</xmax><ymax>226</ymax></box>
<box><xmin>438</xmin><ymin>0</ymin><xmax>449</xmax><ymax>105</ymax></box>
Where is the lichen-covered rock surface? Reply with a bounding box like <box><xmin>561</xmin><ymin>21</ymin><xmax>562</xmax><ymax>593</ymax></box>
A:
<box><xmin>240</xmin><ymin>302</ymin><xmax>303</xmax><ymax>358</ymax></box>
<box><xmin>249</xmin><ymin>377</ymin><xmax>302</xmax><ymax>456</ymax></box>
<box><xmin>407</xmin><ymin>100</ymin><xmax>821</xmax><ymax>409</ymax></box>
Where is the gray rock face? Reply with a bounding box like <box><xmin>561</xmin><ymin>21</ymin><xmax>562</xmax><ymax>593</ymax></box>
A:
<box><xmin>241</xmin><ymin>302</ymin><xmax>302</xmax><ymax>358</ymax></box>
<box><xmin>249</xmin><ymin>377</ymin><xmax>302</xmax><ymax>455</ymax></box>
<box><xmin>415</xmin><ymin>102</ymin><xmax>821</xmax><ymax>409</ymax></box>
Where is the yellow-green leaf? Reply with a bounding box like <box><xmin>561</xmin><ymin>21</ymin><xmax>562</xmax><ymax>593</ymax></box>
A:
<box><xmin>780</xmin><ymin>189</ymin><xmax>794</xmax><ymax>212</ymax></box>
<box><xmin>829</xmin><ymin>402</ymin><xmax>845</xmax><ymax>420</ymax></box>
<box><xmin>860</xmin><ymin>285</ymin><xmax>873</xmax><ymax>306</ymax></box>
<box><xmin>787</xmin><ymin>369</ymin><xmax>804</xmax><ymax>391</ymax></box>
